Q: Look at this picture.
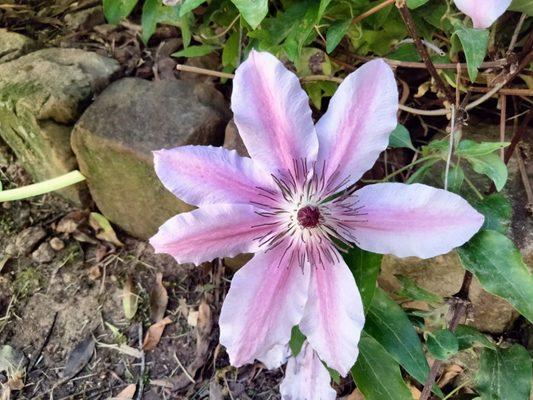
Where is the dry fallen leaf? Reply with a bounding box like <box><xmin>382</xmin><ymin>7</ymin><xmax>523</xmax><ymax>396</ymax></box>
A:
<box><xmin>56</xmin><ymin>211</ymin><xmax>86</xmax><ymax>234</ymax></box>
<box><xmin>142</xmin><ymin>317</ymin><xmax>172</xmax><ymax>351</ymax></box>
<box><xmin>342</xmin><ymin>388</ymin><xmax>365</xmax><ymax>400</ymax></box>
<box><xmin>113</xmin><ymin>383</ymin><xmax>136</xmax><ymax>399</ymax></box>
<box><xmin>187</xmin><ymin>310</ymin><xmax>199</xmax><ymax>327</ymax></box>
<box><xmin>123</xmin><ymin>276</ymin><xmax>138</xmax><ymax>320</ymax></box>
<box><xmin>438</xmin><ymin>364</ymin><xmax>463</xmax><ymax>387</ymax></box>
<box><xmin>88</xmin><ymin>265</ymin><xmax>102</xmax><ymax>280</ymax></box>
<box><xmin>62</xmin><ymin>336</ymin><xmax>95</xmax><ymax>381</ymax></box>
<box><xmin>89</xmin><ymin>212</ymin><xmax>124</xmax><ymax>247</ymax></box>
<box><xmin>177</xmin><ymin>298</ymin><xmax>189</xmax><ymax>318</ymax></box>
<box><xmin>150</xmin><ymin>273</ymin><xmax>168</xmax><ymax>323</ymax></box>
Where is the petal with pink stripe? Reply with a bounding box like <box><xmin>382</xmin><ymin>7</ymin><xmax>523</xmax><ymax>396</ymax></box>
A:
<box><xmin>348</xmin><ymin>183</ymin><xmax>485</xmax><ymax>259</ymax></box>
<box><xmin>232</xmin><ymin>50</ymin><xmax>318</xmax><ymax>176</ymax></box>
<box><xmin>315</xmin><ymin>59</ymin><xmax>398</xmax><ymax>193</ymax></box>
<box><xmin>299</xmin><ymin>253</ymin><xmax>365</xmax><ymax>376</ymax></box>
<box><xmin>154</xmin><ymin>146</ymin><xmax>275</xmax><ymax>207</ymax></box>
<box><xmin>280</xmin><ymin>341</ymin><xmax>337</xmax><ymax>400</ymax></box>
<box><xmin>219</xmin><ymin>242</ymin><xmax>310</xmax><ymax>367</ymax></box>
<box><xmin>149</xmin><ymin>204</ymin><xmax>267</xmax><ymax>265</ymax></box>
<box><xmin>454</xmin><ymin>0</ymin><xmax>511</xmax><ymax>29</ymax></box>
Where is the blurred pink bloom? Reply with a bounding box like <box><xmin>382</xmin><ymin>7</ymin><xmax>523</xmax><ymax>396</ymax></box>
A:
<box><xmin>454</xmin><ymin>0</ymin><xmax>512</xmax><ymax>29</ymax></box>
<box><xmin>150</xmin><ymin>50</ymin><xmax>484</xmax><ymax>377</ymax></box>
<box><xmin>280</xmin><ymin>341</ymin><xmax>336</xmax><ymax>400</ymax></box>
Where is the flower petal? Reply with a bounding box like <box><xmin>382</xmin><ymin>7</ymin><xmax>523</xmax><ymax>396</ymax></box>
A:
<box><xmin>154</xmin><ymin>146</ymin><xmax>275</xmax><ymax>207</ymax></box>
<box><xmin>258</xmin><ymin>344</ymin><xmax>291</xmax><ymax>369</ymax></box>
<box><xmin>299</xmin><ymin>253</ymin><xmax>365</xmax><ymax>376</ymax></box>
<box><xmin>315</xmin><ymin>59</ymin><xmax>398</xmax><ymax>192</ymax></box>
<box><xmin>149</xmin><ymin>204</ymin><xmax>267</xmax><ymax>264</ymax></box>
<box><xmin>349</xmin><ymin>183</ymin><xmax>485</xmax><ymax>259</ymax></box>
<box><xmin>232</xmin><ymin>50</ymin><xmax>318</xmax><ymax>175</ymax></box>
<box><xmin>219</xmin><ymin>242</ymin><xmax>310</xmax><ymax>367</ymax></box>
<box><xmin>280</xmin><ymin>341</ymin><xmax>337</xmax><ymax>400</ymax></box>
<box><xmin>454</xmin><ymin>0</ymin><xmax>511</xmax><ymax>29</ymax></box>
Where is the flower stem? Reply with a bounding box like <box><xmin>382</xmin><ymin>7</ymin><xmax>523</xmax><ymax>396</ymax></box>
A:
<box><xmin>0</xmin><ymin>170</ymin><xmax>86</xmax><ymax>202</ymax></box>
<box><xmin>364</xmin><ymin>156</ymin><xmax>439</xmax><ymax>183</ymax></box>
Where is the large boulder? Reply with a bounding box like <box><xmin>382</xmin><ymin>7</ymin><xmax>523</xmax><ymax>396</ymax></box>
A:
<box><xmin>0</xmin><ymin>48</ymin><xmax>119</xmax><ymax>205</ymax></box>
<box><xmin>0</xmin><ymin>29</ymin><xmax>35</xmax><ymax>63</ymax></box>
<box><xmin>71</xmin><ymin>78</ymin><xmax>230</xmax><ymax>239</ymax></box>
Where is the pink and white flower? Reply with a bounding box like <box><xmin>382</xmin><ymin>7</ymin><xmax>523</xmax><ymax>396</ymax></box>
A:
<box><xmin>280</xmin><ymin>341</ymin><xmax>336</xmax><ymax>400</ymax></box>
<box><xmin>150</xmin><ymin>51</ymin><xmax>483</xmax><ymax>381</ymax></box>
<box><xmin>454</xmin><ymin>0</ymin><xmax>512</xmax><ymax>29</ymax></box>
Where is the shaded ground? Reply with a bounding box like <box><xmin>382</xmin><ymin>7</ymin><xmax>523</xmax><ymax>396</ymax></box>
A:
<box><xmin>0</xmin><ymin>147</ymin><xmax>288</xmax><ymax>399</ymax></box>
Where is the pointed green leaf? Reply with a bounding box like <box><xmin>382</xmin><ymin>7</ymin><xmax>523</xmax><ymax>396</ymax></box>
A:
<box><xmin>475</xmin><ymin>345</ymin><xmax>532</xmax><ymax>400</ymax></box>
<box><xmin>289</xmin><ymin>325</ymin><xmax>306</xmax><ymax>357</ymax></box>
<box><xmin>458</xmin><ymin>230</ymin><xmax>533</xmax><ymax>322</ymax></box>
<box><xmin>172</xmin><ymin>44</ymin><xmax>219</xmax><ymax>58</ymax></box>
<box><xmin>474</xmin><ymin>193</ymin><xmax>511</xmax><ymax>234</ymax></box>
<box><xmin>222</xmin><ymin>31</ymin><xmax>240</xmax><ymax>68</ymax></box>
<box><xmin>395</xmin><ymin>275</ymin><xmax>443</xmax><ymax>303</ymax></box>
<box><xmin>343</xmin><ymin>247</ymin><xmax>382</xmax><ymax>311</ymax></box>
<box><xmin>103</xmin><ymin>0</ymin><xmax>138</xmax><ymax>24</ymax></box>
<box><xmin>445</xmin><ymin>164</ymin><xmax>465</xmax><ymax>192</ymax></box>
<box><xmin>352</xmin><ymin>334</ymin><xmax>413</xmax><ymax>400</ymax></box>
<box><xmin>454</xmin><ymin>27</ymin><xmax>489</xmax><ymax>82</ymax></box>
<box><xmin>426</xmin><ymin>329</ymin><xmax>459</xmax><ymax>360</ymax></box>
<box><xmin>464</xmin><ymin>152</ymin><xmax>508</xmax><ymax>191</ymax></box>
<box><xmin>365</xmin><ymin>289</ymin><xmax>434</xmax><ymax>389</ymax></box>
<box><xmin>141</xmin><ymin>0</ymin><xmax>181</xmax><ymax>43</ymax></box>
<box><xmin>389</xmin><ymin>124</ymin><xmax>416</xmax><ymax>151</ymax></box>
<box><xmin>455</xmin><ymin>325</ymin><xmax>496</xmax><ymax>351</ymax></box>
<box><xmin>326</xmin><ymin>19</ymin><xmax>351</xmax><ymax>53</ymax></box>
<box><xmin>231</xmin><ymin>0</ymin><xmax>268</xmax><ymax>29</ymax></box>
<box><xmin>407</xmin><ymin>0</ymin><xmax>430</xmax><ymax>8</ymax></box>
<box><xmin>456</xmin><ymin>140</ymin><xmax>510</xmax><ymax>157</ymax></box>
<box><xmin>509</xmin><ymin>0</ymin><xmax>533</xmax><ymax>15</ymax></box>
<box><xmin>179</xmin><ymin>0</ymin><xmax>205</xmax><ymax>16</ymax></box>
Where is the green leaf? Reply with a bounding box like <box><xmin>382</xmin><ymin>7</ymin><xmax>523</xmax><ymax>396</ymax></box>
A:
<box><xmin>509</xmin><ymin>0</ymin><xmax>533</xmax><ymax>15</ymax></box>
<box><xmin>395</xmin><ymin>275</ymin><xmax>443</xmax><ymax>303</ymax></box>
<box><xmin>326</xmin><ymin>19</ymin><xmax>351</xmax><ymax>53</ymax></box>
<box><xmin>475</xmin><ymin>193</ymin><xmax>512</xmax><ymax>234</ymax></box>
<box><xmin>365</xmin><ymin>289</ymin><xmax>434</xmax><ymax>389</ymax></box>
<box><xmin>455</xmin><ymin>325</ymin><xmax>496</xmax><ymax>351</ymax></box>
<box><xmin>454</xmin><ymin>27</ymin><xmax>489</xmax><ymax>82</ymax></box>
<box><xmin>446</xmin><ymin>164</ymin><xmax>464</xmax><ymax>192</ymax></box>
<box><xmin>407</xmin><ymin>158</ymin><xmax>440</xmax><ymax>183</ymax></box>
<box><xmin>458</xmin><ymin>230</ymin><xmax>533</xmax><ymax>323</ymax></box>
<box><xmin>318</xmin><ymin>0</ymin><xmax>333</xmax><ymax>20</ymax></box>
<box><xmin>407</xmin><ymin>0</ymin><xmax>430</xmax><ymax>9</ymax></box>
<box><xmin>464</xmin><ymin>152</ymin><xmax>508</xmax><ymax>191</ymax></box>
<box><xmin>426</xmin><ymin>329</ymin><xmax>459</xmax><ymax>360</ymax></box>
<box><xmin>389</xmin><ymin>124</ymin><xmax>416</xmax><ymax>151</ymax></box>
<box><xmin>475</xmin><ymin>345</ymin><xmax>532</xmax><ymax>400</ymax></box>
<box><xmin>141</xmin><ymin>0</ymin><xmax>181</xmax><ymax>43</ymax></box>
<box><xmin>289</xmin><ymin>325</ymin><xmax>306</xmax><ymax>357</ymax></box>
<box><xmin>103</xmin><ymin>0</ymin><xmax>138</xmax><ymax>24</ymax></box>
<box><xmin>352</xmin><ymin>334</ymin><xmax>413</xmax><ymax>400</ymax></box>
<box><xmin>179</xmin><ymin>0</ymin><xmax>205</xmax><ymax>16</ymax></box>
<box><xmin>172</xmin><ymin>44</ymin><xmax>219</xmax><ymax>58</ymax></box>
<box><xmin>456</xmin><ymin>140</ymin><xmax>510</xmax><ymax>157</ymax></box>
<box><xmin>343</xmin><ymin>247</ymin><xmax>382</xmax><ymax>311</ymax></box>
<box><xmin>231</xmin><ymin>0</ymin><xmax>268</xmax><ymax>29</ymax></box>
<box><xmin>222</xmin><ymin>31</ymin><xmax>240</xmax><ymax>68</ymax></box>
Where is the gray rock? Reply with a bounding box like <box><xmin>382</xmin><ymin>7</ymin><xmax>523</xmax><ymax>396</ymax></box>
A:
<box><xmin>32</xmin><ymin>242</ymin><xmax>55</xmax><ymax>263</ymax></box>
<box><xmin>379</xmin><ymin>253</ymin><xmax>518</xmax><ymax>334</ymax></box>
<box><xmin>71</xmin><ymin>78</ymin><xmax>230</xmax><ymax>239</ymax></box>
<box><xmin>0</xmin><ymin>48</ymin><xmax>119</xmax><ymax>205</ymax></box>
<box><xmin>0</xmin><ymin>29</ymin><xmax>35</xmax><ymax>63</ymax></box>
<box><xmin>12</xmin><ymin>226</ymin><xmax>47</xmax><ymax>256</ymax></box>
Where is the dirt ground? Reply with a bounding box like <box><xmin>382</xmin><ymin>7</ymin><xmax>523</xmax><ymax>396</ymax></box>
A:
<box><xmin>0</xmin><ymin>148</ymin><xmax>293</xmax><ymax>399</ymax></box>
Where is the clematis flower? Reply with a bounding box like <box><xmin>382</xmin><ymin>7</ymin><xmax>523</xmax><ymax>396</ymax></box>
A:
<box><xmin>454</xmin><ymin>0</ymin><xmax>512</xmax><ymax>29</ymax></box>
<box><xmin>150</xmin><ymin>51</ymin><xmax>484</xmax><ymax>380</ymax></box>
<box><xmin>280</xmin><ymin>341</ymin><xmax>336</xmax><ymax>400</ymax></box>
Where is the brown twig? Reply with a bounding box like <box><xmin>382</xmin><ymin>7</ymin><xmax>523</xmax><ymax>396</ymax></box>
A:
<box><xmin>504</xmin><ymin>109</ymin><xmax>532</xmax><ymax>165</ymax></box>
<box><xmin>395</xmin><ymin>0</ymin><xmax>455</xmax><ymax>104</ymax></box>
<box><xmin>352</xmin><ymin>0</ymin><xmax>395</xmax><ymax>24</ymax></box>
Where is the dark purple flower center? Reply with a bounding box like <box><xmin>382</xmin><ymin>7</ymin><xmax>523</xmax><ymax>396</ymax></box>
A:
<box><xmin>297</xmin><ymin>205</ymin><xmax>321</xmax><ymax>228</ymax></box>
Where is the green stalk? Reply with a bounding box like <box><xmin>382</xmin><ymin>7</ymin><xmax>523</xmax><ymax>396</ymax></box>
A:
<box><xmin>0</xmin><ymin>170</ymin><xmax>86</xmax><ymax>202</ymax></box>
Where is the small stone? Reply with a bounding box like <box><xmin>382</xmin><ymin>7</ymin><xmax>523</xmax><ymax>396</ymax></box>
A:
<box><xmin>223</xmin><ymin>119</ymin><xmax>249</xmax><ymax>157</ymax></box>
<box><xmin>31</xmin><ymin>242</ymin><xmax>55</xmax><ymax>263</ymax></box>
<box><xmin>14</xmin><ymin>226</ymin><xmax>47</xmax><ymax>256</ymax></box>
<box><xmin>71</xmin><ymin>78</ymin><xmax>230</xmax><ymax>239</ymax></box>
<box><xmin>49</xmin><ymin>237</ymin><xmax>65</xmax><ymax>251</ymax></box>
<box><xmin>0</xmin><ymin>29</ymin><xmax>35</xmax><ymax>63</ymax></box>
<box><xmin>0</xmin><ymin>48</ymin><xmax>119</xmax><ymax>205</ymax></box>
